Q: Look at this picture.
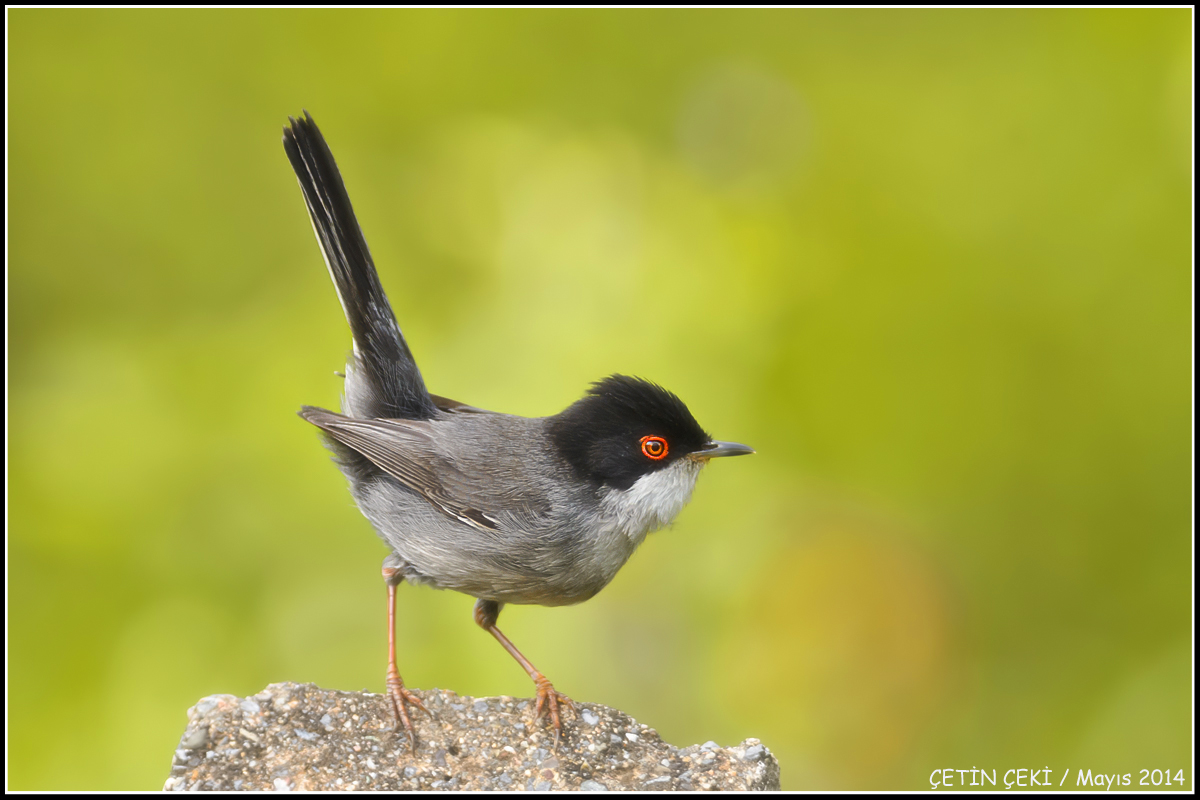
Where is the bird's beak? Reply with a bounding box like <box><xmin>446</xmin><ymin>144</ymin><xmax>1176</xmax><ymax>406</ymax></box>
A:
<box><xmin>692</xmin><ymin>440</ymin><xmax>756</xmax><ymax>461</ymax></box>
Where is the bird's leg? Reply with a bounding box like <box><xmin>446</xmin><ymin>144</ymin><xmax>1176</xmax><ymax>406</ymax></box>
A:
<box><xmin>382</xmin><ymin>561</ymin><xmax>429</xmax><ymax>749</ymax></box>
<box><xmin>473</xmin><ymin>599</ymin><xmax>575</xmax><ymax>748</ymax></box>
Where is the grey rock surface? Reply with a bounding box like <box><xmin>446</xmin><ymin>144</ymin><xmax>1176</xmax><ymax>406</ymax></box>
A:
<box><xmin>164</xmin><ymin>682</ymin><xmax>780</xmax><ymax>791</ymax></box>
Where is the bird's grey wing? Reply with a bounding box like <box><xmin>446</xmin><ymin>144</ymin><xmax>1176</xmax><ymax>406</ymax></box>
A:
<box><xmin>299</xmin><ymin>406</ymin><xmax>545</xmax><ymax>531</ymax></box>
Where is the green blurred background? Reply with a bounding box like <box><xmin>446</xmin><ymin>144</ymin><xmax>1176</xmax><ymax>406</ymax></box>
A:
<box><xmin>8</xmin><ymin>9</ymin><xmax>1192</xmax><ymax>791</ymax></box>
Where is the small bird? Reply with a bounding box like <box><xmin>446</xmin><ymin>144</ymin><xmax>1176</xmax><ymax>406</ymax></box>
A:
<box><xmin>282</xmin><ymin>112</ymin><xmax>753</xmax><ymax>748</ymax></box>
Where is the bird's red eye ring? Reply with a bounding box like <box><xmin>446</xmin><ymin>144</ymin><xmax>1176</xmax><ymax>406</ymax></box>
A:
<box><xmin>640</xmin><ymin>435</ymin><xmax>668</xmax><ymax>460</ymax></box>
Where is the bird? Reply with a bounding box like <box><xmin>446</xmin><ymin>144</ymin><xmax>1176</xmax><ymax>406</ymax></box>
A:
<box><xmin>282</xmin><ymin>111</ymin><xmax>754</xmax><ymax>749</ymax></box>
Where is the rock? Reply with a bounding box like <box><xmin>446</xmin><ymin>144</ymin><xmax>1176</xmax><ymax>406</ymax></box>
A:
<box><xmin>163</xmin><ymin>682</ymin><xmax>780</xmax><ymax>791</ymax></box>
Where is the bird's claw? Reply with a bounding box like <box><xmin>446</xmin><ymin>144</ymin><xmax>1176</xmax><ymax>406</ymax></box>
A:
<box><xmin>386</xmin><ymin>671</ymin><xmax>429</xmax><ymax>749</ymax></box>
<box><xmin>532</xmin><ymin>673</ymin><xmax>575</xmax><ymax>750</ymax></box>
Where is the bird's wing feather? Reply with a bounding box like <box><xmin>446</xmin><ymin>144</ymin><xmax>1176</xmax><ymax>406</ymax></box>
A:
<box><xmin>428</xmin><ymin>393</ymin><xmax>490</xmax><ymax>414</ymax></box>
<box><xmin>299</xmin><ymin>406</ymin><xmax>547</xmax><ymax>531</ymax></box>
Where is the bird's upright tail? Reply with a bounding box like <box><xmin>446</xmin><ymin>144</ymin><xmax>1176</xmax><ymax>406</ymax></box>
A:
<box><xmin>283</xmin><ymin>111</ymin><xmax>438</xmax><ymax>421</ymax></box>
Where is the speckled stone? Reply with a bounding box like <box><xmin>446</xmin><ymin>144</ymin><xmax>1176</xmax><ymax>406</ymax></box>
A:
<box><xmin>163</xmin><ymin>682</ymin><xmax>780</xmax><ymax>791</ymax></box>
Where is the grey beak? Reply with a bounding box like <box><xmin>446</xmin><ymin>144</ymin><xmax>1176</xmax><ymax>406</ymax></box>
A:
<box><xmin>695</xmin><ymin>440</ymin><xmax>756</xmax><ymax>459</ymax></box>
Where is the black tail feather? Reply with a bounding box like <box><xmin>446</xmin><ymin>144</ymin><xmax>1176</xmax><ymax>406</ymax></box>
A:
<box><xmin>283</xmin><ymin>111</ymin><xmax>438</xmax><ymax>420</ymax></box>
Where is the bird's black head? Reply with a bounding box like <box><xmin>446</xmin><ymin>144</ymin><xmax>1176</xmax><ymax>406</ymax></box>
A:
<box><xmin>548</xmin><ymin>375</ymin><xmax>714</xmax><ymax>491</ymax></box>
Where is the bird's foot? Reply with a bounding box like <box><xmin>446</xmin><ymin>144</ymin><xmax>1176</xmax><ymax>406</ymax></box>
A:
<box><xmin>386</xmin><ymin>667</ymin><xmax>430</xmax><ymax>749</ymax></box>
<box><xmin>532</xmin><ymin>673</ymin><xmax>575</xmax><ymax>750</ymax></box>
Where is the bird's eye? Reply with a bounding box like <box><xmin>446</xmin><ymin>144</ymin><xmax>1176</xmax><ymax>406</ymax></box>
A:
<box><xmin>640</xmin><ymin>435</ymin><xmax>668</xmax><ymax>460</ymax></box>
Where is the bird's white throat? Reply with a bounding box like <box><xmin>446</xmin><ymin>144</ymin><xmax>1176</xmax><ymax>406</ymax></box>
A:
<box><xmin>599</xmin><ymin>457</ymin><xmax>704</xmax><ymax>544</ymax></box>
